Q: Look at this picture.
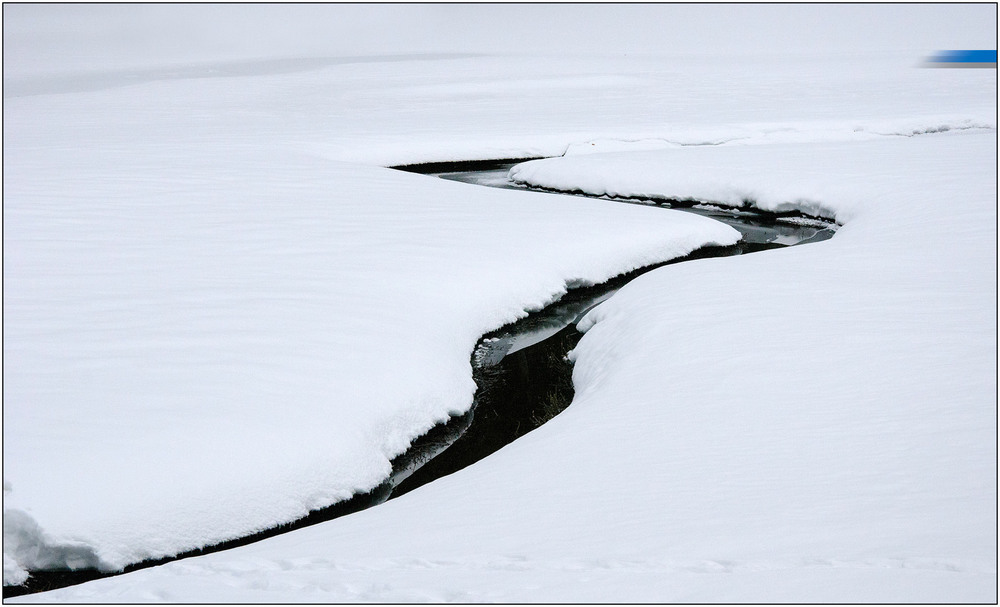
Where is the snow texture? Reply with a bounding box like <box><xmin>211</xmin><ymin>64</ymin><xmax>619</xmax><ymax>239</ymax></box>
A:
<box><xmin>22</xmin><ymin>128</ymin><xmax>996</xmax><ymax>605</ymax></box>
<box><xmin>3</xmin><ymin>142</ymin><xmax>738</xmax><ymax>576</ymax></box>
<box><xmin>509</xmin><ymin>124</ymin><xmax>996</xmax><ymax>221</ymax></box>
<box><xmin>4</xmin><ymin>3</ymin><xmax>997</xmax><ymax>602</ymax></box>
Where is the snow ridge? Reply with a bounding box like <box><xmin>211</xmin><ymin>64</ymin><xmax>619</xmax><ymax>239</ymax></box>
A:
<box><xmin>2</xmin><ymin>146</ymin><xmax>739</xmax><ymax>584</ymax></box>
<box><xmin>3</xmin><ymin>508</ymin><xmax>107</xmax><ymax>579</ymax></box>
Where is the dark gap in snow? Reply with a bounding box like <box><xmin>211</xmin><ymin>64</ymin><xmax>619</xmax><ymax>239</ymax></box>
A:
<box><xmin>393</xmin><ymin>158</ymin><xmax>841</xmax><ymax>229</ymax></box>
<box><xmin>2</xmin><ymin>241</ymin><xmax>784</xmax><ymax>600</ymax></box>
<box><xmin>389</xmin><ymin>240</ymin><xmax>775</xmax><ymax>500</ymax></box>
<box><xmin>391</xmin><ymin>157</ymin><xmax>545</xmax><ymax>174</ymax></box>
<box><xmin>5</xmin><ymin>160</ymin><xmax>834</xmax><ymax>599</ymax></box>
<box><xmin>383</xmin><ymin>159</ymin><xmax>837</xmax><ymax>495</ymax></box>
<box><xmin>519</xmin><ymin>181</ymin><xmax>839</xmax><ymax>225</ymax></box>
<box><xmin>3</xmin><ymin>482</ymin><xmax>396</xmax><ymax>598</ymax></box>
<box><xmin>394</xmin><ymin>159</ymin><xmax>839</xmax><ymax>244</ymax></box>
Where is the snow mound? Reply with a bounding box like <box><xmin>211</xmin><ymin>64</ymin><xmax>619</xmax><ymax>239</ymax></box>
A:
<box><xmin>512</xmin><ymin>137</ymin><xmax>934</xmax><ymax>221</ymax></box>
<box><xmin>3</xmin><ymin>509</ymin><xmax>107</xmax><ymax>584</ymax></box>
<box><xmin>3</xmin><ymin>555</ymin><xmax>29</xmax><ymax>588</ymax></box>
<box><xmin>4</xmin><ymin>8</ymin><xmax>996</xmax><ymax>598</ymax></box>
<box><xmin>26</xmin><ymin>128</ymin><xmax>994</xmax><ymax>605</ymax></box>
<box><xmin>3</xmin><ymin>143</ymin><xmax>738</xmax><ymax>578</ymax></box>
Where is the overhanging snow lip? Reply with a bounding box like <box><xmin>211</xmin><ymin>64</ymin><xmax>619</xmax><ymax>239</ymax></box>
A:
<box><xmin>390</xmin><ymin>157</ymin><xmax>546</xmax><ymax>173</ymax></box>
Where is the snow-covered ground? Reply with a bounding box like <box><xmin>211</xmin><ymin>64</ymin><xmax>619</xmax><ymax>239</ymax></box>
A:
<box><xmin>4</xmin><ymin>3</ymin><xmax>997</xmax><ymax>602</ymax></box>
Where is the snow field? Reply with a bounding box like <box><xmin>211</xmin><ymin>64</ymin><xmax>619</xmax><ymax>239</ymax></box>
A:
<box><xmin>22</xmin><ymin>128</ymin><xmax>995</xmax><ymax>604</ymax></box>
<box><xmin>3</xmin><ymin>17</ymin><xmax>996</xmax><ymax>599</ymax></box>
<box><xmin>3</xmin><ymin>142</ymin><xmax>739</xmax><ymax>578</ymax></box>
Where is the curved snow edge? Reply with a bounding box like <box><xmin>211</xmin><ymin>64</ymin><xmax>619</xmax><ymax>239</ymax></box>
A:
<box><xmin>508</xmin><ymin>161</ymin><xmax>842</xmax><ymax>222</ymax></box>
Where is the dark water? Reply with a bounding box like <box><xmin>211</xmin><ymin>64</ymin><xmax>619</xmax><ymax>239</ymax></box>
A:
<box><xmin>385</xmin><ymin>158</ymin><xmax>837</xmax><ymax>497</ymax></box>
<box><xmin>5</xmin><ymin>159</ymin><xmax>836</xmax><ymax>598</ymax></box>
<box><xmin>389</xmin><ymin>241</ymin><xmax>763</xmax><ymax>499</ymax></box>
<box><xmin>397</xmin><ymin>158</ymin><xmax>838</xmax><ymax>247</ymax></box>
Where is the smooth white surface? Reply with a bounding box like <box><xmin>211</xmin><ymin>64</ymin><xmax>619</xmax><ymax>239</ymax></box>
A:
<box><xmin>4</xmin><ymin>3</ymin><xmax>996</xmax><ymax>601</ymax></box>
<box><xmin>3</xmin><ymin>136</ymin><xmax>739</xmax><ymax>574</ymax></box>
<box><xmin>22</xmin><ymin>130</ymin><xmax>994</xmax><ymax>604</ymax></box>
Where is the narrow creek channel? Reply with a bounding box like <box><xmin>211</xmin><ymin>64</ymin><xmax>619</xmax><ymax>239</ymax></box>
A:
<box><xmin>5</xmin><ymin>159</ymin><xmax>837</xmax><ymax>598</ymax></box>
<box><xmin>387</xmin><ymin>159</ymin><xmax>836</xmax><ymax>497</ymax></box>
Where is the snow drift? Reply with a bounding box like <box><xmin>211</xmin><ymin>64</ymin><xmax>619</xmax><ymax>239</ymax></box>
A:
<box><xmin>19</xmin><ymin>128</ymin><xmax>994</xmax><ymax>605</ymax></box>
<box><xmin>3</xmin><ymin>144</ymin><xmax>738</xmax><ymax>580</ymax></box>
<box><xmin>4</xmin><ymin>4</ymin><xmax>996</xmax><ymax>598</ymax></box>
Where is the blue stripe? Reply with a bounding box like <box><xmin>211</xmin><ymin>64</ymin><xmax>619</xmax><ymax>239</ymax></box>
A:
<box><xmin>929</xmin><ymin>50</ymin><xmax>997</xmax><ymax>63</ymax></box>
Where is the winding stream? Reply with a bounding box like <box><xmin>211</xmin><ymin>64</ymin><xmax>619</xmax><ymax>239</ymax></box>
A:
<box><xmin>388</xmin><ymin>159</ymin><xmax>836</xmax><ymax>497</ymax></box>
<box><xmin>5</xmin><ymin>159</ymin><xmax>837</xmax><ymax>598</ymax></box>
